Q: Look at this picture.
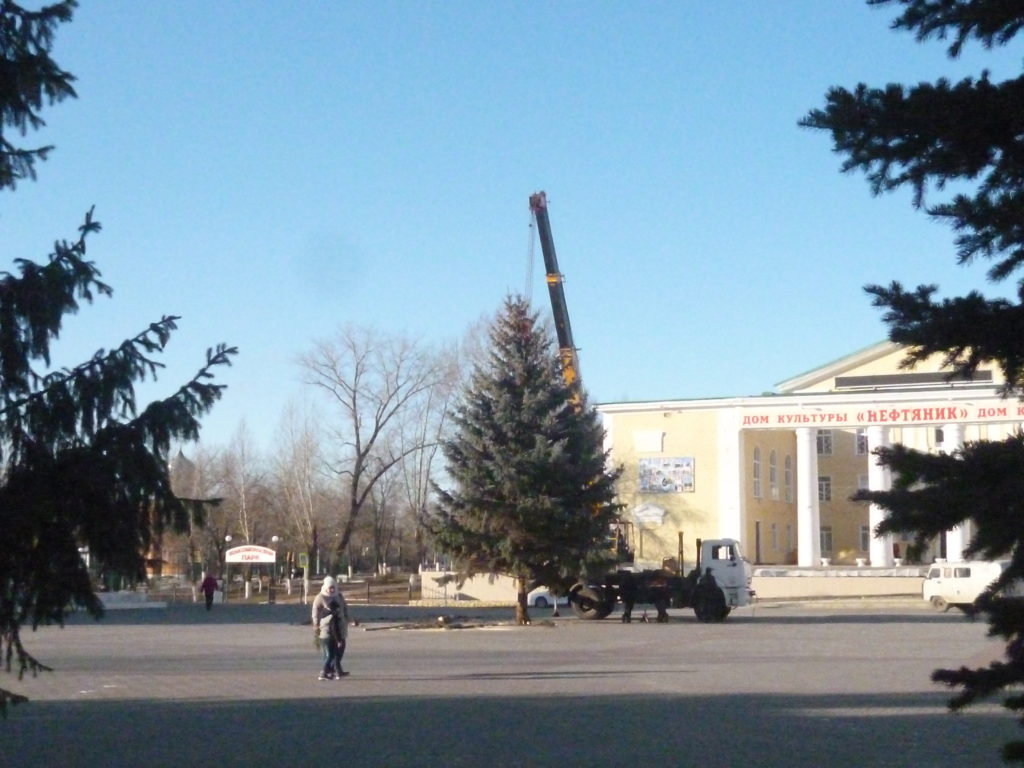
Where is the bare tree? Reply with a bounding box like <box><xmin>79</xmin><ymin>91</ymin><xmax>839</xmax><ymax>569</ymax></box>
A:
<box><xmin>213</xmin><ymin>422</ymin><xmax>273</xmax><ymax>596</ymax></box>
<box><xmin>217</xmin><ymin>421</ymin><xmax>270</xmax><ymax>544</ymax></box>
<box><xmin>169</xmin><ymin>444</ymin><xmax>222</xmax><ymax>578</ymax></box>
<box><xmin>272</xmin><ymin>401</ymin><xmax>330</xmax><ymax>583</ymax></box>
<box><xmin>366</xmin><ymin>461</ymin><xmax>402</xmax><ymax>573</ymax></box>
<box><xmin>301</xmin><ymin>326</ymin><xmax>449</xmax><ymax>558</ymax></box>
<box><xmin>396</xmin><ymin>340</ymin><xmax>463</xmax><ymax>567</ymax></box>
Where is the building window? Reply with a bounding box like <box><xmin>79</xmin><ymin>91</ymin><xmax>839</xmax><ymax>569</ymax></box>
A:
<box><xmin>786</xmin><ymin>524</ymin><xmax>793</xmax><ymax>553</ymax></box>
<box><xmin>784</xmin><ymin>455</ymin><xmax>793</xmax><ymax>503</ymax></box>
<box><xmin>769</xmin><ymin>450</ymin><xmax>779</xmax><ymax>500</ymax></box>
<box><xmin>820</xmin><ymin>526</ymin><xmax>833</xmax><ymax>554</ymax></box>
<box><xmin>856</xmin><ymin>428</ymin><xmax>869</xmax><ymax>455</ymax></box>
<box><xmin>771</xmin><ymin>522</ymin><xmax>778</xmax><ymax>551</ymax></box>
<box><xmin>818</xmin><ymin>475</ymin><xmax>832</xmax><ymax>501</ymax></box>
<box><xmin>860</xmin><ymin>525</ymin><xmax>870</xmax><ymax>551</ymax></box>
<box><xmin>816</xmin><ymin>429</ymin><xmax>833</xmax><ymax>455</ymax></box>
<box><xmin>752</xmin><ymin>447</ymin><xmax>762</xmax><ymax>498</ymax></box>
<box><xmin>858</xmin><ymin>474</ymin><xmax>869</xmax><ymax>491</ymax></box>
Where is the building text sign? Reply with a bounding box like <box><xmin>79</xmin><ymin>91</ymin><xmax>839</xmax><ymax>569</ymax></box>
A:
<box><xmin>225</xmin><ymin>545</ymin><xmax>276</xmax><ymax>564</ymax></box>
<box><xmin>741</xmin><ymin>401</ymin><xmax>1024</xmax><ymax>429</ymax></box>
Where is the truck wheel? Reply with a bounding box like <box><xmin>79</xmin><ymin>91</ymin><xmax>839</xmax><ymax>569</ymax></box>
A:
<box><xmin>930</xmin><ymin>595</ymin><xmax>949</xmax><ymax>612</ymax></box>
<box><xmin>570</xmin><ymin>586</ymin><xmax>609</xmax><ymax>620</ymax></box>
<box><xmin>695</xmin><ymin>588</ymin><xmax>729</xmax><ymax>622</ymax></box>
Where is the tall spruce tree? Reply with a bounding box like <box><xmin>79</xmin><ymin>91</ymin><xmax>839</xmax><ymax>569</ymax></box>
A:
<box><xmin>0</xmin><ymin>1</ymin><xmax>235</xmax><ymax>714</ymax></box>
<box><xmin>803</xmin><ymin>1</ymin><xmax>1024</xmax><ymax>761</ymax></box>
<box><xmin>430</xmin><ymin>296</ymin><xmax>621</xmax><ymax>624</ymax></box>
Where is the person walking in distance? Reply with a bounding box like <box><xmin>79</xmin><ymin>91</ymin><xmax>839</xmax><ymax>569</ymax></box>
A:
<box><xmin>199</xmin><ymin>572</ymin><xmax>219</xmax><ymax>611</ymax></box>
<box><xmin>312</xmin><ymin>576</ymin><xmax>350</xmax><ymax>680</ymax></box>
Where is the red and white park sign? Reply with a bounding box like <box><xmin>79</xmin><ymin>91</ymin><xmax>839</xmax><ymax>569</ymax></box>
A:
<box><xmin>225</xmin><ymin>545</ymin><xmax>276</xmax><ymax>564</ymax></box>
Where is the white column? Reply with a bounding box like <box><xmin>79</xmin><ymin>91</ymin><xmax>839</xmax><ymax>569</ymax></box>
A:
<box><xmin>795</xmin><ymin>427</ymin><xmax>820</xmax><ymax>567</ymax></box>
<box><xmin>600</xmin><ymin>411</ymin><xmax>614</xmax><ymax>459</ymax></box>
<box><xmin>867</xmin><ymin>425</ymin><xmax>893</xmax><ymax>567</ymax></box>
<box><xmin>942</xmin><ymin>423</ymin><xmax>967</xmax><ymax>561</ymax></box>
<box><xmin>717</xmin><ymin>409</ymin><xmax>744</xmax><ymax>541</ymax></box>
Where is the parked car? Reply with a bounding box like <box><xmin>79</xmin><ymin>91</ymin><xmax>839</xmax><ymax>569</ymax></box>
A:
<box><xmin>527</xmin><ymin>586</ymin><xmax>568</xmax><ymax>609</ymax></box>
<box><xmin>923</xmin><ymin>560</ymin><xmax>1024</xmax><ymax>611</ymax></box>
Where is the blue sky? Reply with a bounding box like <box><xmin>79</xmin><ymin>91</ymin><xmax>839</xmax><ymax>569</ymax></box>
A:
<box><xmin>6</xmin><ymin>1</ymin><xmax>1021</xmax><ymax>452</ymax></box>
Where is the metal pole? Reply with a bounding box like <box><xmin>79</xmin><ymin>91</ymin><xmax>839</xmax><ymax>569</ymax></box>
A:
<box><xmin>269</xmin><ymin>536</ymin><xmax>279</xmax><ymax>604</ymax></box>
<box><xmin>223</xmin><ymin>535</ymin><xmax>232</xmax><ymax>604</ymax></box>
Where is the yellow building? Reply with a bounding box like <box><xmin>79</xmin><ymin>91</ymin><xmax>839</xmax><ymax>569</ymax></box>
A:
<box><xmin>598</xmin><ymin>342</ymin><xmax>1019</xmax><ymax>569</ymax></box>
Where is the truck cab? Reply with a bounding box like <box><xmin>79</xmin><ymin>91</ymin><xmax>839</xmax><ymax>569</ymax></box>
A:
<box><xmin>700</xmin><ymin>538</ymin><xmax>754</xmax><ymax>610</ymax></box>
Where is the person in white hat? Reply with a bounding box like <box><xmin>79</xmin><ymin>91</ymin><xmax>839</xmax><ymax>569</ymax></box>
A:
<box><xmin>311</xmin><ymin>576</ymin><xmax>350</xmax><ymax>680</ymax></box>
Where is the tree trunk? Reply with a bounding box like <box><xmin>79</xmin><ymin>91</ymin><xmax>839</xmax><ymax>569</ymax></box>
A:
<box><xmin>516</xmin><ymin>585</ymin><xmax>530</xmax><ymax>625</ymax></box>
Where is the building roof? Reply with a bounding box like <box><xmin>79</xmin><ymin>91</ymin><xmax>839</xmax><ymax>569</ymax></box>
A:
<box><xmin>774</xmin><ymin>340</ymin><xmax>897</xmax><ymax>394</ymax></box>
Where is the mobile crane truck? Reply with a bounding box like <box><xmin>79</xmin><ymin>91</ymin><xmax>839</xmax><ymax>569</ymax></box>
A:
<box><xmin>529</xmin><ymin>192</ymin><xmax>754</xmax><ymax>622</ymax></box>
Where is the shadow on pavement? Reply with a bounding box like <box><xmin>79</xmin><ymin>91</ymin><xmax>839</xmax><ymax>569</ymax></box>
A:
<box><xmin>5</xmin><ymin>690</ymin><xmax>1016</xmax><ymax>768</ymax></box>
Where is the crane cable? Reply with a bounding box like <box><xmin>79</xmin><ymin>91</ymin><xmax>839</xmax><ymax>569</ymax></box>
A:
<box><xmin>525</xmin><ymin>211</ymin><xmax>536</xmax><ymax>304</ymax></box>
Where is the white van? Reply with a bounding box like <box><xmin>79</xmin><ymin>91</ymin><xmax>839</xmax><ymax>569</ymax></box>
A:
<box><xmin>923</xmin><ymin>560</ymin><xmax>1024</xmax><ymax>611</ymax></box>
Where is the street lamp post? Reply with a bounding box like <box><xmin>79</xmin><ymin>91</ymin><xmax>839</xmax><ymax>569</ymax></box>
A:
<box><xmin>269</xmin><ymin>536</ymin><xmax>280</xmax><ymax>604</ymax></box>
<box><xmin>223</xmin><ymin>535</ymin><xmax>232</xmax><ymax>604</ymax></box>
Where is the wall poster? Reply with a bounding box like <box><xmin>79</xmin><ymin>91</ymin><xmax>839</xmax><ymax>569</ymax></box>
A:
<box><xmin>639</xmin><ymin>457</ymin><xmax>694</xmax><ymax>493</ymax></box>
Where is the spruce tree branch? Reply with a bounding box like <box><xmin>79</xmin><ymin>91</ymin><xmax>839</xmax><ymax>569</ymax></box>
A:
<box><xmin>802</xmin><ymin>72</ymin><xmax>1024</xmax><ymax>277</ymax></box>
<box><xmin>865</xmin><ymin>281</ymin><xmax>1024</xmax><ymax>392</ymax></box>
<box><xmin>0</xmin><ymin>0</ymin><xmax>77</xmax><ymax>190</ymax></box>
<box><xmin>0</xmin><ymin>206</ymin><xmax>109</xmax><ymax>395</ymax></box>
<box><xmin>871</xmin><ymin>0</ymin><xmax>1024</xmax><ymax>56</ymax></box>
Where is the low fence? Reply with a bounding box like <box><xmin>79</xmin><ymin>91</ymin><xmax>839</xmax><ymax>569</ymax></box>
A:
<box><xmin>134</xmin><ymin>568</ymin><xmax>927</xmax><ymax>606</ymax></box>
<box><xmin>752</xmin><ymin>565</ymin><xmax>926</xmax><ymax>600</ymax></box>
<box><xmin>417</xmin><ymin>570</ymin><xmax>517</xmax><ymax>604</ymax></box>
<box><xmin>139</xmin><ymin>574</ymin><xmax>415</xmax><ymax>605</ymax></box>
<box><xmin>98</xmin><ymin>590</ymin><xmax>167</xmax><ymax>609</ymax></box>
<box><xmin>339</xmin><ymin>578</ymin><xmax>412</xmax><ymax>604</ymax></box>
